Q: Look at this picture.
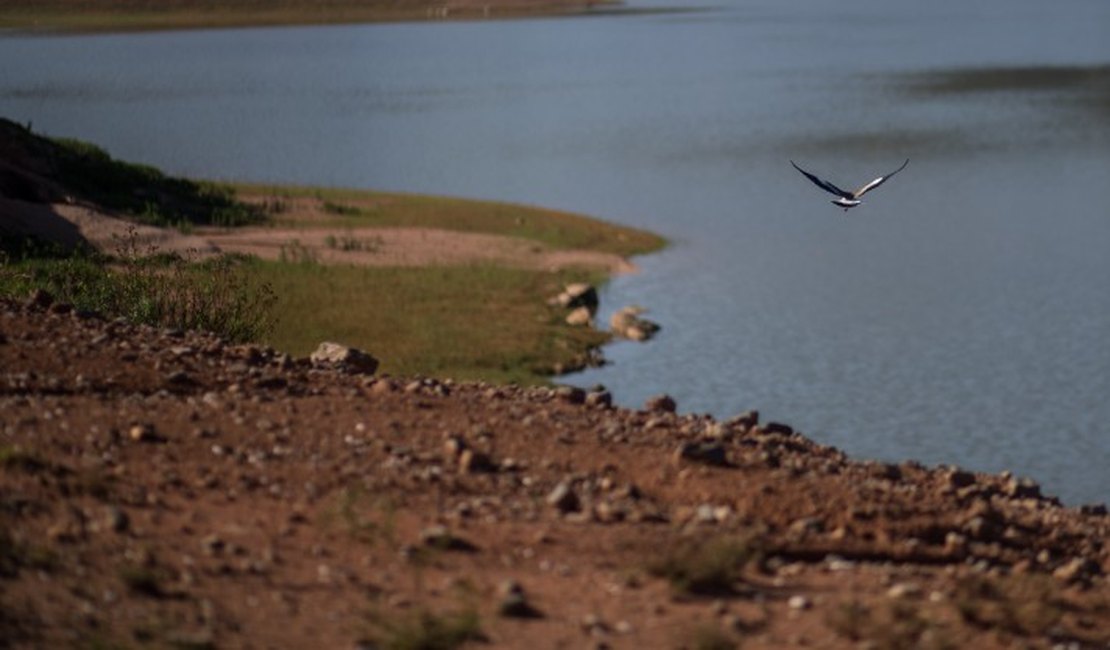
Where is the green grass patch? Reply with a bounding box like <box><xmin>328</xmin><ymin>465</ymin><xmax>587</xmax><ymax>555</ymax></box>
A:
<box><xmin>361</xmin><ymin>606</ymin><xmax>484</xmax><ymax>650</ymax></box>
<box><xmin>252</xmin><ymin>259</ymin><xmax>608</xmax><ymax>384</ymax></box>
<box><xmin>0</xmin><ymin>243</ymin><xmax>275</xmax><ymax>344</ymax></box>
<box><xmin>242</xmin><ymin>183</ymin><xmax>666</xmax><ymax>258</ymax></box>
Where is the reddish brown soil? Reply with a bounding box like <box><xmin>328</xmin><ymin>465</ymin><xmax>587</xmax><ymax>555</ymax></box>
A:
<box><xmin>1</xmin><ymin>294</ymin><xmax>1107</xmax><ymax>649</ymax></box>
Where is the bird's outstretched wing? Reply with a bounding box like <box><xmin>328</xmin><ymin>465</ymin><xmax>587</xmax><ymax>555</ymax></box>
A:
<box><xmin>852</xmin><ymin>159</ymin><xmax>909</xmax><ymax>198</ymax></box>
<box><xmin>790</xmin><ymin>161</ymin><xmax>853</xmax><ymax>199</ymax></box>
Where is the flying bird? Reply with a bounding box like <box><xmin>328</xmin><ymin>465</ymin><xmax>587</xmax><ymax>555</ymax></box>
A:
<box><xmin>791</xmin><ymin>159</ymin><xmax>909</xmax><ymax>210</ymax></box>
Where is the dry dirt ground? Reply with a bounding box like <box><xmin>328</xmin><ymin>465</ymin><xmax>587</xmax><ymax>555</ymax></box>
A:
<box><xmin>1</xmin><ymin>294</ymin><xmax>1108</xmax><ymax>649</ymax></box>
<box><xmin>0</xmin><ymin>197</ymin><xmax>637</xmax><ymax>275</ymax></box>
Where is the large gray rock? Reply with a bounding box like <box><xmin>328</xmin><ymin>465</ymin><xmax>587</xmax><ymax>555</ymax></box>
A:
<box><xmin>309</xmin><ymin>342</ymin><xmax>378</xmax><ymax>375</ymax></box>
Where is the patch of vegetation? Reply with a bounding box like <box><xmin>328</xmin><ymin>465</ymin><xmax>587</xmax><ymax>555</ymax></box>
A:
<box><xmin>322</xmin><ymin>200</ymin><xmax>364</xmax><ymax>217</ymax></box>
<box><xmin>0</xmin><ymin>231</ymin><xmax>276</xmax><ymax>343</ymax></box>
<box><xmin>323</xmin><ymin>486</ymin><xmax>397</xmax><ymax>547</ymax></box>
<box><xmin>688</xmin><ymin>624</ymin><xmax>739</xmax><ymax>650</ymax></box>
<box><xmin>648</xmin><ymin>534</ymin><xmax>762</xmax><ymax>597</ymax></box>
<box><xmin>953</xmin><ymin>574</ymin><xmax>1071</xmax><ymax>639</ymax></box>
<box><xmin>252</xmin><ymin>260</ymin><xmax>609</xmax><ymax>384</ymax></box>
<box><xmin>324</xmin><ymin>232</ymin><xmax>381</xmax><ymax>253</ymax></box>
<box><xmin>277</xmin><ymin>239</ymin><xmax>318</xmax><ymax>265</ymax></box>
<box><xmin>0</xmin><ymin>445</ymin><xmax>48</xmax><ymax>474</ymax></box>
<box><xmin>360</xmin><ymin>606</ymin><xmax>484</xmax><ymax>650</ymax></box>
<box><xmin>53</xmin><ymin>138</ymin><xmax>261</xmax><ymax>228</ymax></box>
<box><xmin>827</xmin><ymin>599</ymin><xmax>952</xmax><ymax>650</ymax></box>
<box><xmin>0</xmin><ymin>118</ymin><xmax>263</xmax><ymax>230</ymax></box>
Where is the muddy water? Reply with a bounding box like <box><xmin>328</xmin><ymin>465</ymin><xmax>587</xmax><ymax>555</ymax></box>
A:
<box><xmin>2</xmin><ymin>0</ymin><xmax>1109</xmax><ymax>503</ymax></box>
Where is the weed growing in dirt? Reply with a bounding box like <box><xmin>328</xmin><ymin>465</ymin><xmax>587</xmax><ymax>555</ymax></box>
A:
<box><xmin>827</xmin><ymin>599</ymin><xmax>954</xmax><ymax>650</ymax></box>
<box><xmin>360</xmin><ymin>606</ymin><xmax>484</xmax><ymax>650</ymax></box>
<box><xmin>688</xmin><ymin>624</ymin><xmax>739</xmax><ymax>650</ymax></box>
<box><xmin>825</xmin><ymin>599</ymin><xmax>869</xmax><ymax>641</ymax></box>
<box><xmin>648</xmin><ymin>534</ymin><xmax>762</xmax><ymax>597</ymax></box>
<box><xmin>953</xmin><ymin>573</ymin><xmax>1073</xmax><ymax>639</ymax></box>
<box><xmin>324</xmin><ymin>232</ymin><xmax>381</xmax><ymax>253</ymax></box>
<box><xmin>0</xmin><ymin>231</ymin><xmax>275</xmax><ymax>343</ymax></box>
<box><xmin>322</xmin><ymin>200</ymin><xmax>364</xmax><ymax>217</ymax></box>
<box><xmin>277</xmin><ymin>239</ymin><xmax>318</xmax><ymax>265</ymax></box>
<box><xmin>0</xmin><ymin>445</ymin><xmax>48</xmax><ymax>473</ymax></box>
<box><xmin>322</xmin><ymin>486</ymin><xmax>397</xmax><ymax>547</ymax></box>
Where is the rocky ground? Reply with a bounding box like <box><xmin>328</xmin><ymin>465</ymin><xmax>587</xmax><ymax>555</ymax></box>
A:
<box><xmin>1</xmin><ymin>292</ymin><xmax>1108</xmax><ymax>649</ymax></box>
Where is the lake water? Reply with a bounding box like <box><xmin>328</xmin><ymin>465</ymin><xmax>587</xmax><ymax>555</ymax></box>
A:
<box><xmin>2</xmin><ymin>0</ymin><xmax>1109</xmax><ymax>504</ymax></box>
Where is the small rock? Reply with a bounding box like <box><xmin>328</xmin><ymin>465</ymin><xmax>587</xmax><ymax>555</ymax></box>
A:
<box><xmin>458</xmin><ymin>449</ymin><xmax>496</xmax><ymax>474</ymax></box>
<box><xmin>1004</xmin><ymin>476</ymin><xmax>1041</xmax><ymax>499</ymax></box>
<box><xmin>498</xmin><ymin>579</ymin><xmax>542</xmax><ymax>618</ymax></box>
<box><xmin>585</xmin><ymin>390</ymin><xmax>613</xmax><ymax>408</ymax></box>
<box><xmin>944</xmin><ymin>468</ymin><xmax>977</xmax><ymax>489</ymax></box>
<box><xmin>553</xmin><ymin>283</ymin><xmax>598</xmax><ymax>313</ymax></box>
<box><xmin>963</xmin><ymin>516</ymin><xmax>999</xmax><ymax>541</ymax></box>
<box><xmin>546</xmin><ymin>481</ymin><xmax>581</xmax><ymax>514</ymax></box>
<box><xmin>443</xmin><ymin>434</ymin><xmax>467</xmax><ymax>459</ymax></box>
<box><xmin>104</xmin><ymin>506</ymin><xmax>129</xmax><ymax>533</ymax></box>
<box><xmin>555</xmin><ymin>385</ymin><xmax>586</xmax><ymax>404</ymax></box>
<box><xmin>1053</xmin><ymin>557</ymin><xmax>1098</xmax><ymax>584</ymax></box>
<box><xmin>200</xmin><ymin>534</ymin><xmax>225</xmax><ymax>556</ymax></box>
<box><xmin>725</xmin><ymin>410</ymin><xmax>759</xmax><ymax>430</ymax></box>
<box><xmin>128</xmin><ymin>423</ymin><xmax>162</xmax><ymax>443</ymax></box>
<box><xmin>610</xmin><ymin>306</ymin><xmax>660</xmax><ymax>341</ymax></box>
<box><xmin>309</xmin><ymin>341</ymin><xmax>378</xmax><ymax>374</ymax></box>
<box><xmin>763</xmin><ymin>421</ymin><xmax>794</xmax><ymax>436</ymax></box>
<box><xmin>674</xmin><ymin>441</ymin><xmax>728</xmax><ymax>467</ymax></box>
<box><xmin>788</xmin><ymin>595</ymin><xmax>811</xmax><ymax>610</ymax></box>
<box><xmin>565</xmin><ymin>306</ymin><xmax>593</xmax><ymax>327</ymax></box>
<box><xmin>644</xmin><ymin>394</ymin><xmax>677</xmax><ymax>413</ymax></box>
<box><xmin>886</xmin><ymin>583</ymin><xmax>922</xmax><ymax>599</ymax></box>
<box><xmin>789</xmin><ymin>517</ymin><xmax>824</xmax><ymax>536</ymax></box>
<box><xmin>419</xmin><ymin>525</ymin><xmax>477</xmax><ymax>552</ymax></box>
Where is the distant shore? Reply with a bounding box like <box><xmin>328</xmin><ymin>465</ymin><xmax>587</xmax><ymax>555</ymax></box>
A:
<box><xmin>0</xmin><ymin>0</ymin><xmax>642</xmax><ymax>33</ymax></box>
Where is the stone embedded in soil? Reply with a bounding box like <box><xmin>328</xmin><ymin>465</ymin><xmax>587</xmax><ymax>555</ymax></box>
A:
<box><xmin>498</xmin><ymin>579</ymin><xmax>543</xmax><ymax>618</ymax></box>
<box><xmin>419</xmin><ymin>525</ymin><xmax>477</xmax><ymax>552</ymax></box>
<box><xmin>309</xmin><ymin>341</ymin><xmax>378</xmax><ymax>374</ymax></box>
<box><xmin>643</xmin><ymin>394</ymin><xmax>677</xmax><ymax>413</ymax></box>
<box><xmin>546</xmin><ymin>481</ymin><xmax>581</xmax><ymax>513</ymax></box>
<box><xmin>128</xmin><ymin>423</ymin><xmax>162</xmax><ymax>443</ymax></box>
<box><xmin>674</xmin><ymin>441</ymin><xmax>728</xmax><ymax>467</ymax></box>
<box><xmin>458</xmin><ymin>448</ymin><xmax>496</xmax><ymax>474</ymax></box>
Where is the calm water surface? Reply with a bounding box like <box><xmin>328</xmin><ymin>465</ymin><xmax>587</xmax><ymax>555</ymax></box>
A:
<box><xmin>2</xmin><ymin>0</ymin><xmax>1109</xmax><ymax>504</ymax></box>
